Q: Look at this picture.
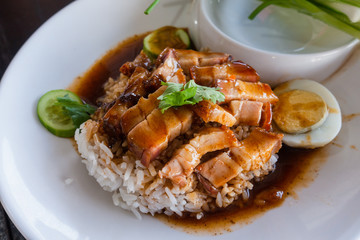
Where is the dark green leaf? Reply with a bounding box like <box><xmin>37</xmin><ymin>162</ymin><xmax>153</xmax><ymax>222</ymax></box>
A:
<box><xmin>157</xmin><ymin>80</ymin><xmax>225</xmax><ymax>113</ymax></box>
<box><xmin>55</xmin><ymin>94</ymin><xmax>96</xmax><ymax>127</ymax></box>
<box><xmin>158</xmin><ymin>81</ymin><xmax>184</xmax><ymax>100</ymax></box>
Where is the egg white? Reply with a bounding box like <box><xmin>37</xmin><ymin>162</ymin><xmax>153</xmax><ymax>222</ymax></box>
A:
<box><xmin>273</xmin><ymin>79</ymin><xmax>342</xmax><ymax>148</ymax></box>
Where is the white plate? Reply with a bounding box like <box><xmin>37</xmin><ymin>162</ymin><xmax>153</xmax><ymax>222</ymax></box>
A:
<box><xmin>1</xmin><ymin>0</ymin><xmax>360</xmax><ymax>239</ymax></box>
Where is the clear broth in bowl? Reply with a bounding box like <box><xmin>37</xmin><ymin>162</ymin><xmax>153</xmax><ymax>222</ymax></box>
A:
<box><xmin>207</xmin><ymin>0</ymin><xmax>354</xmax><ymax>54</ymax></box>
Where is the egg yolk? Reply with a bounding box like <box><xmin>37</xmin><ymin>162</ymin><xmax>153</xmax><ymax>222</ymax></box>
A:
<box><xmin>273</xmin><ymin>89</ymin><xmax>328</xmax><ymax>134</ymax></box>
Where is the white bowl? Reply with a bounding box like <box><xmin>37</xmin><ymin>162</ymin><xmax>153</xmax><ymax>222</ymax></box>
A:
<box><xmin>190</xmin><ymin>0</ymin><xmax>359</xmax><ymax>86</ymax></box>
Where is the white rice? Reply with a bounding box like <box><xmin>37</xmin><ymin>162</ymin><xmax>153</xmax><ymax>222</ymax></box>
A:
<box><xmin>75</xmin><ymin>120</ymin><xmax>278</xmax><ymax>219</ymax></box>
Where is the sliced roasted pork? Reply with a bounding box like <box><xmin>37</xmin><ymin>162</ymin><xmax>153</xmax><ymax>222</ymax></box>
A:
<box><xmin>167</xmin><ymin>68</ymin><xmax>186</xmax><ymax>84</ymax></box>
<box><xmin>127</xmin><ymin>107</ymin><xmax>193</xmax><ymax>167</ymax></box>
<box><xmin>119</xmin><ymin>66</ymin><xmax>150</xmax><ymax>106</ymax></box>
<box><xmin>216</xmin><ymin>79</ymin><xmax>278</xmax><ymax>104</ymax></box>
<box><xmin>120</xmin><ymin>50</ymin><xmax>153</xmax><ymax>77</ymax></box>
<box><xmin>190</xmin><ymin>61</ymin><xmax>260</xmax><ymax>86</ymax></box>
<box><xmin>196</xmin><ymin>128</ymin><xmax>283</xmax><ymax>189</ymax></box>
<box><xmin>229</xmin><ymin>101</ymin><xmax>273</xmax><ymax>130</ymax></box>
<box><xmin>120</xmin><ymin>86</ymin><xmax>166</xmax><ymax>135</ymax></box>
<box><xmin>159</xmin><ymin>127</ymin><xmax>238</xmax><ymax>187</ymax></box>
<box><xmin>193</xmin><ymin>100</ymin><xmax>236</xmax><ymax>127</ymax></box>
<box><xmin>259</xmin><ymin>102</ymin><xmax>273</xmax><ymax>131</ymax></box>
<box><xmin>120</xmin><ymin>68</ymin><xmax>186</xmax><ymax>135</ymax></box>
<box><xmin>196</xmin><ymin>152</ymin><xmax>241</xmax><ymax>188</ymax></box>
<box><xmin>230</xmin><ymin>128</ymin><xmax>283</xmax><ymax>171</ymax></box>
<box><xmin>174</xmin><ymin>49</ymin><xmax>231</xmax><ymax>75</ymax></box>
<box><xmin>102</xmin><ymin>100</ymin><xmax>128</xmax><ymax>138</ymax></box>
<box><xmin>229</xmin><ymin>100</ymin><xmax>263</xmax><ymax>126</ymax></box>
<box><xmin>144</xmin><ymin>48</ymin><xmax>181</xmax><ymax>92</ymax></box>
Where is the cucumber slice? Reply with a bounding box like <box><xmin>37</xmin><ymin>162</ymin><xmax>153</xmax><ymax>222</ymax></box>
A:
<box><xmin>37</xmin><ymin>89</ymin><xmax>82</xmax><ymax>138</ymax></box>
<box><xmin>143</xmin><ymin>26</ymin><xmax>191</xmax><ymax>59</ymax></box>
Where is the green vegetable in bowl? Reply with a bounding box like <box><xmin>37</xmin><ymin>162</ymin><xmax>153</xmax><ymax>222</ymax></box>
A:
<box><xmin>314</xmin><ymin>0</ymin><xmax>360</xmax><ymax>23</ymax></box>
<box><xmin>157</xmin><ymin>80</ymin><xmax>225</xmax><ymax>113</ymax></box>
<box><xmin>37</xmin><ymin>90</ymin><xmax>96</xmax><ymax>137</ymax></box>
<box><xmin>144</xmin><ymin>0</ymin><xmax>160</xmax><ymax>15</ymax></box>
<box><xmin>249</xmin><ymin>0</ymin><xmax>360</xmax><ymax>39</ymax></box>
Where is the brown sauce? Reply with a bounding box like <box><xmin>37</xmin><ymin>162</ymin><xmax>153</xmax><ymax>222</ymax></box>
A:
<box><xmin>69</xmin><ymin>33</ymin><xmax>328</xmax><ymax>235</ymax></box>
<box><xmin>68</xmin><ymin>32</ymin><xmax>150</xmax><ymax>104</ymax></box>
<box><xmin>343</xmin><ymin>113</ymin><xmax>360</xmax><ymax>122</ymax></box>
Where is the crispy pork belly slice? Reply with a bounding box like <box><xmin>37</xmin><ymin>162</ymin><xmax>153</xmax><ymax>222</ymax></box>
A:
<box><xmin>196</xmin><ymin>152</ymin><xmax>241</xmax><ymax>188</ymax></box>
<box><xmin>193</xmin><ymin>100</ymin><xmax>236</xmax><ymax>127</ymax></box>
<box><xmin>168</xmin><ymin>68</ymin><xmax>186</xmax><ymax>84</ymax></box>
<box><xmin>190</xmin><ymin>61</ymin><xmax>260</xmax><ymax>86</ymax></box>
<box><xmin>119</xmin><ymin>66</ymin><xmax>150</xmax><ymax>106</ymax></box>
<box><xmin>192</xmin><ymin>127</ymin><xmax>239</xmax><ymax>156</ymax></box>
<box><xmin>159</xmin><ymin>127</ymin><xmax>238</xmax><ymax>187</ymax></box>
<box><xmin>120</xmin><ymin>50</ymin><xmax>153</xmax><ymax>77</ymax></box>
<box><xmin>144</xmin><ymin>48</ymin><xmax>181</xmax><ymax>92</ymax></box>
<box><xmin>174</xmin><ymin>105</ymin><xmax>193</xmax><ymax>133</ymax></box>
<box><xmin>229</xmin><ymin>100</ymin><xmax>263</xmax><ymax>126</ymax></box>
<box><xmin>160</xmin><ymin>144</ymin><xmax>200</xmax><ymax>186</ymax></box>
<box><xmin>196</xmin><ymin>173</ymin><xmax>219</xmax><ymax>197</ymax></box>
<box><xmin>230</xmin><ymin>128</ymin><xmax>283</xmax><ymax>171</ymax></box>
<box><xmin>127</xmin><ymin>107</ymin><xmax>193</xmax><ymax>167</ymax></box>
<box><xmin>216</xmin><ymin>79</ymin><xmax>278</xmax><ymax>104</ymax></box>
<box><xmin>102</xmin><ymin>100</ymin><xmax>128</xmax><ymax>137</ymax></box>
<box><xmin>120</xmin><ymin>86</ymin><xmax>166</xmax><ymax>134</ymax></box>
<box><xmin>196</xmin><ymin>128</ymin><xmax>283</xmax><ymax>189</ymax></box>
<box><xmin>174</xmin><ymin>49</ymin><xmax>231</xmax><ymax>75</ymax></box>
<box><xmin>259</xmin><ymin>102</ymin><xmax>273</xmax><ymax>131</ymax></box>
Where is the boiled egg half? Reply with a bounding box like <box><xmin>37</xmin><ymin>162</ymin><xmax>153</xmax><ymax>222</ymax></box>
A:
<box><xmin>272</xmin><ymin>79</ymin><xmax>341</xmax><ymax>148</ymax></box>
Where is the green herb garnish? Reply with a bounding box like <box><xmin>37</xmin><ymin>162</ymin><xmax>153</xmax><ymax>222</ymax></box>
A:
<box><xmin>249</xmin><ymin>0</ymin><xmax>360</xmax><ymax>39</ymax></box>
<box><xmin>144</xmin><ymin>0</ymin><xmax>160</xmax><ymax>15</ymax></box>
<box><xmin>157</xmin><ymin>80</ymin><xmax>225</xmax><ymax>113</ymax></box>
<box><xmin>56</xmin><ymin>94</ymin><xmax>96</xmax><ymax>127</ymax></box>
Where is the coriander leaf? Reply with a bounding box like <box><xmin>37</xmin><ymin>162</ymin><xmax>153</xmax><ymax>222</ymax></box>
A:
<box><xmin>196</xmin><ymin>85</ymin><xmax>225</xmax><ymax>104</ymax></box>
<box><xmin>184</xmin><ymin>79</ymin><xmax>197</xmax><ymax>89</ymax></box>
<box><xmin>157</xmin><ymin>80</ymin><xmax>225</xmax><ymax>113</ymax></box>
<box><xmin>158</xmin><ymin>87</ymin><xmax>197</xmax><ymax>113</ymax></box>
<box><xmin>56</xmin><ymin>94</ymin><xmax>96</xmax><ymax>127</ymax></box>
<box><xmin>158</xmin><ymin>81</ymin><xmax>184</xmax><ymax>100</ymax></box>
<box><xmin>179</xmin><ymin>87</ymin><xmax>197</xmax><ymax>102</ymax></box>
<box><xmin>158</xmin><ymin>100</ymin><xmax>172</xmax><ymax>113</ymax></box>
